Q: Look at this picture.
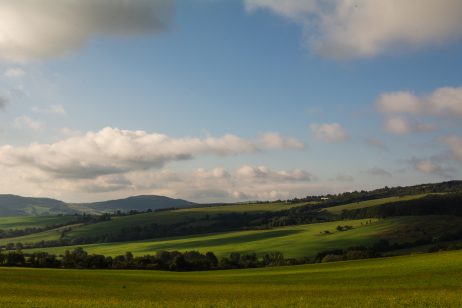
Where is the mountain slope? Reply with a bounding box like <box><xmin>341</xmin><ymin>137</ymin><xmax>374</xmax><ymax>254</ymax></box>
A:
<box><xmin>83</xmin><ymin>195</ymin><xmax>196</xmax><ymax>212</ymax></box>
<box><xmin>0</xmin><ymin>195</ymin><xmax>74</xmax><ymax>216</ymax></box>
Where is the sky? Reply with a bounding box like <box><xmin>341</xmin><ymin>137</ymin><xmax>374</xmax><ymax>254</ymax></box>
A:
<box><xmin>0</xmin><ymin>0</ymin><xmax>461</xmax><ymax>203</ymax></box>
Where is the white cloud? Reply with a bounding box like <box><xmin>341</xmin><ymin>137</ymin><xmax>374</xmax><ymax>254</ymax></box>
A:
<box><xmin>384</xmin><ymin>116</ymin><xmax>437</xmax><ymax>134</ymax></box>
<box><xmin>0</xmin><ymin>0</ymin><xmax>173</xmax><ymax>62</ymax></box>
<box><xmin>384</xmin><ymin>116</ymin><xmax>411</xmax><ymax>134</ymax></box>
<box><xmin>235</xmin><ymin>165</ymin><xmax>312</xmax><ymax>182</ymax></box>
<box><xmin>245</xmin><ymin>0</ymin><xmax>462</xmax><ymax>59</ymax></box>
<box><xmin>4</xmin><ymin>67</ymin><xmax>26</xmax><ymax>78</ymax></box>
<box><xmin>13</xmin><ymin>115</ymin><xmax>44</xmax><ymax>130</ymax></box>
<box><xmin>377</xmin><ymin>87</ymin><xmax>462</xmax><ymax>118</ymax></box>
<box><xmin>0</xmin><ymin>127</ymin><xmax>257</xmax><ymax>179</ymax></box>
<box><xmin>408</xmin><ymin>157</ymin><xmax>454</xmax><ymax>178</ymax></box>
<box><xmin>310</xmin><ymin>123</ymin><xmax>348</xmax><ymax>143</ymax></box>
<box><xmin>441</xmin><ymin>135</ymin><xmax>462</xmax><ymax>161</ymax></box>
<box><xmin>258</xmin><ymin>132</ymin><xmax>304</xmax><ymax>149</ymax></box>
<box><xmin>0</xmin><ymin>127</ymin><xmax>305</xmax><ymax>195</ymax></box>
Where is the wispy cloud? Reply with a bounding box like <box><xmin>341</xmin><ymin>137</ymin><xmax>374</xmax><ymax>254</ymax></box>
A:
<box><xmin>310</xmin><ymin>123</ymin><xmax>348</xmax><ymax>143</ymax></box>
<box><xmin>13</xmin><ymin>115</ymin><xmax>44</xmax><ymax>130</ymax></box>
<box><xmin>4</xmin><ymin>67</ymin><xmax>26</xmax><ymax>78</ymax></box>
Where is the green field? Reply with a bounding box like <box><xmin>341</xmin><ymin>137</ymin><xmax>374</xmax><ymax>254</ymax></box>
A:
<box><xmin>1</xmin><ymin>249</ymin><xmax>462</xmax><ymax>307</ymax></box>
<box><xmin>325</xmin><ymin>194</ymin><xmax>428</xmax><ymax>214</ymax></box>
<box><xmin>0</xmin><ymin>215</ymin><xmax>79</xmax><ymax>230</ymax></box>
<box><xmin>24</xmin><ymin>216</ymin><xmax>462</xmax><ymax>258</ymax></box>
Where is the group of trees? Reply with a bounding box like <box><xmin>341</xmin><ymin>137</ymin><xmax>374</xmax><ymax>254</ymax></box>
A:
<box><xmin>0</xmin><ymin>248</ymin><xmax>311</xmax><ymax>271</ymax></box>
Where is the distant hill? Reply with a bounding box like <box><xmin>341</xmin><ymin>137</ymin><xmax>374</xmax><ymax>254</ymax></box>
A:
<box><xmin>82</xmin><ymin>195</ymin><xmax>196</xmax><ymax>213</ymax></box>
<box><xmin>0</xmin><ymin>194</ymin><xmax>196</xmax><ymax>216</ymax></box>
<box><xmin>0</xmin><ymin>195</ymin><xmax>74</xmax><ymax>216</ymax></box>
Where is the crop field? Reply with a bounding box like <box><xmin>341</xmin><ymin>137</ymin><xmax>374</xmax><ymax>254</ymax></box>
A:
<box><xmin>325</xmin><ymin>194</ymin><xmax>429</xmax><ymax>214</ymax></box>
<box><xmin>0</xmin><ymin>215</ymin><xmax>79</xmax><ymax>230</ymax></box>
<box><xmin>24</xmin><ymin>216</ymin><xmax>462</xmax><ymax>258</ymax></box>
<box><xmin>1</xmin><ymin>249</ymin><xmax>462</xmax><ymax>307</ymax></box>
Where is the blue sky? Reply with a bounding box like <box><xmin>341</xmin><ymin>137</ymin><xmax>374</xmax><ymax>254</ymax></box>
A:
<box><xmin>0</xmin><ymin>0</ymin><xmax>461</xmax><ymax>202</ymax></box>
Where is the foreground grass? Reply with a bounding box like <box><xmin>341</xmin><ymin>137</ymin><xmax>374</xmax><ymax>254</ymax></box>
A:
<box><xmin>1</xmin><ymin>250</ymin><xmax>462</xmax><ymax>307</ymax></box>
<box><xmin>25</xmin><ymin>216</ymin><xmax>462</xmax><ymax>258</ymax></box>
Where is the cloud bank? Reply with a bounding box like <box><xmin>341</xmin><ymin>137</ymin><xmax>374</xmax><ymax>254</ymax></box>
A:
<box><xmin>0</xmin><ymin>0</ymin><xmax>174</xmax><ymax>62</ymax></box>
<box><xmin>245</xmin><ymin>0</ymin><xmax>462</xmax><ymax>59</ymax></box>
<box><xmin>0</xmin><ymin>127</ymin><xmax>305</xmax><ymax>180</ymax></box>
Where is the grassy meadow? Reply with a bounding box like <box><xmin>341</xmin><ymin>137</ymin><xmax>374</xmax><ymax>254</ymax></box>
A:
<box><xmin>1</xmin><ymin>249</ymin><xmax>462</xmax><ymax>307</ymax></box>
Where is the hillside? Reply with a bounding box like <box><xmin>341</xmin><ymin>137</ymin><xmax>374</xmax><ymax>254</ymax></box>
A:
<box><xmin>82</xmin><ymin>195</ymin><xmax>196</xmax><ymax>212</ymax></box>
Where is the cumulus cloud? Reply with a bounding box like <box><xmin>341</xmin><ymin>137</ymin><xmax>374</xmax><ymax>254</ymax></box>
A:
<box><xmin>377</xmin><ymin>87</ymin><xmax>462</xmax><ymax>118</ymax></box>
<box><xmin>4</xmin><ymin>67</ymin><xmax>26</xmax><ymax>78</ymax></box>
<box><xmin>0</xmin><ymin>127</ymin><xmax>258</xmax><ymax>179</ymax></box>
<box><xmin>409</xmin><ymin>157</ymin><xmax>454</xmax><ymax>178</ymax></box>
<box><xmin>384</xmin><ymin>116</ymin><xmax>436</xmax><ymax>135</ymax></box>
<box><xmin>0</xmin><ymin>0</ymin><xmax>173</xmax><ymax>62</ymax></box>
<box><xmin>0</xmin><ymin>128</ymin><xmax>300</xmax><ymax>181</ymax></box>
<box><xmin>441</xmin><ymin>135</ymin><xmax>462</xmax><ymax>161</ymax></box>
<box><xmin>236</xmin><ymin>165</ymin><xmax>312</xmax><ymax>182</ymax></box>
<box><xmin>310</xmin><ymin>123</ymin><xmax>348</xmax><ymax>143</ymax></box>
<box><xmin>245</xmin><ymin>0</ymin><xmax>462</xmax><ymax>59</ymax></box>
<box><xmin>258</xmin><ymin>132</ymin><xmax>304</xmax><ymax>149</ymax></box>
<box><xmin>13</xmin><ymin>115</ymin><xmax>44</xmax><ymax>130</ymax></box>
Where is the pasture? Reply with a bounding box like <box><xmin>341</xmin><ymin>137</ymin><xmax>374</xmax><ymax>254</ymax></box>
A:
<box><xmin>0</xmin><ymin>249</ymin><xmax>461</xmax><ymax>307</ymax></box>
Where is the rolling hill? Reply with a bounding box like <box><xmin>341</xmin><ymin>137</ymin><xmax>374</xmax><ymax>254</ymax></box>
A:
<box><xmin>0</xmin><ymin>194</ymin><xmax>196</xmax><ymax>216</ymax></box>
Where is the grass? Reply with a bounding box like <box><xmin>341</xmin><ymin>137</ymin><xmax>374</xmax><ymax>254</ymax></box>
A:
<box><xmin>24</xmin><ymin>216</ymin><xmax>462</xmax><ymax>258</ymax></box>
<box><xmin>0</xmin><ymin>215</ymin><xmax>80</xmax><ymax>230</ymax></box>
<box><xmin>325</xmin><ymin>194</ymin><xmax>429</xmax><ymax>214</ymax></box>
<box><xmin>0</xmin><ymin>249</ymin><xmax>461</xmax><ymax>307</ymax></box>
